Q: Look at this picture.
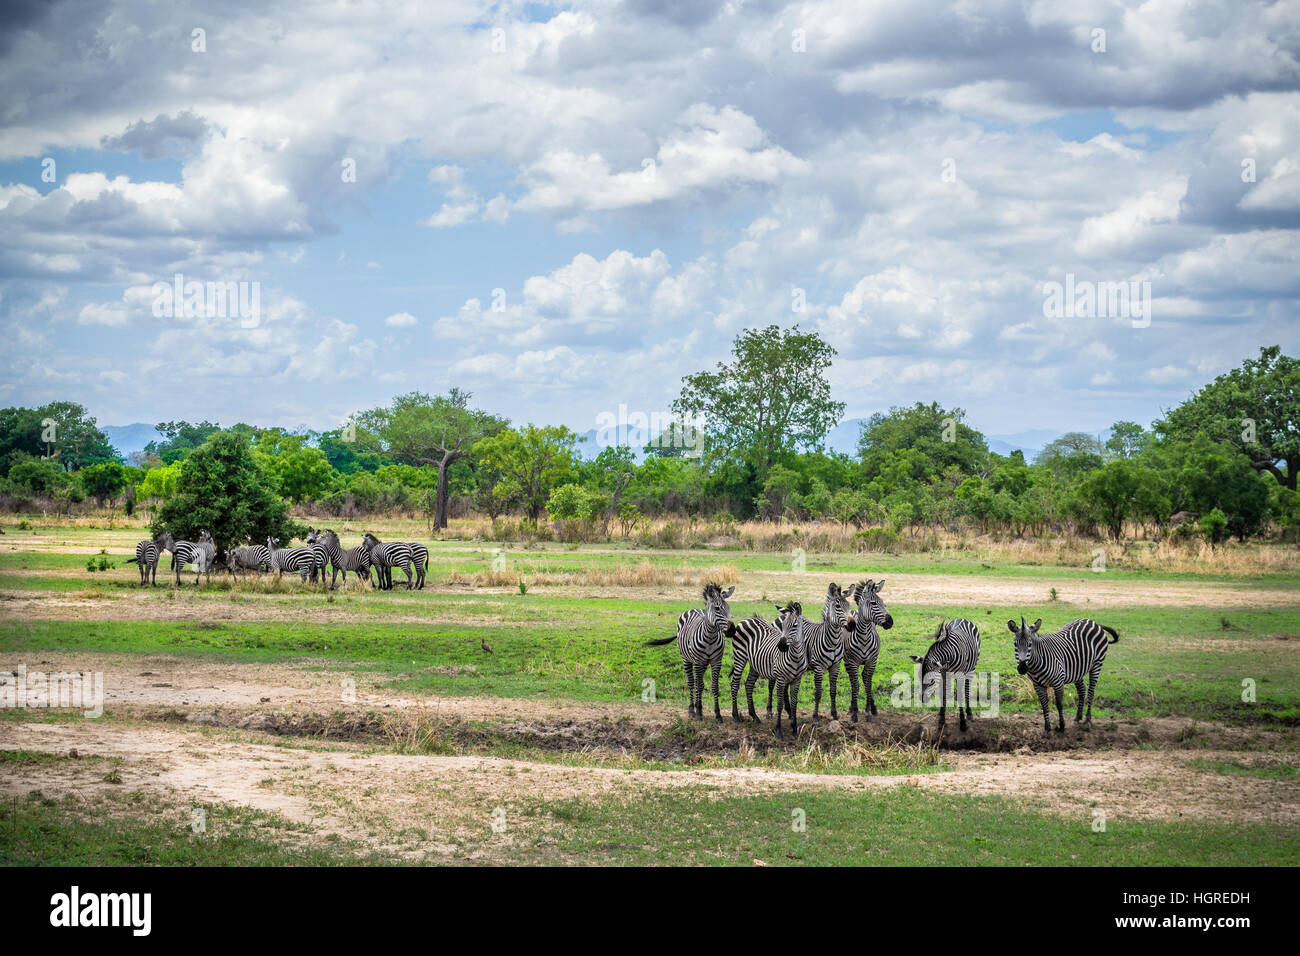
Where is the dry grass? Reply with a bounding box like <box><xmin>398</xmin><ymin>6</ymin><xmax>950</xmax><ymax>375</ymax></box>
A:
<box><xmin>448</xmin><ymin>560</ymin><xmax>741</xmax><ymax>590</ymax></box>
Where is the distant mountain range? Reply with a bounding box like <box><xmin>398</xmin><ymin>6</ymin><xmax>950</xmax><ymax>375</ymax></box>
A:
<box><xmin>100</xmin><ymin>423</ymin><xmax>164</xmax><ymax>458</ymax></box>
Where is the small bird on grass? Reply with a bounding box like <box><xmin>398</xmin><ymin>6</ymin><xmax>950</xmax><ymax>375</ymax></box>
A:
<box><xmin>480</xmin><ymin>639</ymin><xmax>494</xmax><ymax>654</ymax></box>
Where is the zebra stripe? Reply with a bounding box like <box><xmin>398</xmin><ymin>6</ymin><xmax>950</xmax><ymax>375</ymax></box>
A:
<box><xmin>308</xmin><ymin>529</ymin><xmax>372</xmax><ymax>589</ymax></box>
<box><xmin>911</xmin><ymin>618</ymin><xmax>981</xmax><ymax>731</ymax></box>
<box><xmin>788</xmin><ymin>583</ymin><xmax>854</xmax><ymax>722</ymax></box>
<box><xmin>728</xmin><ymin>604</ymin><xmax>807</xmax><ymax>736</ymax></box>
<box><xmin>362</xmin><ymin>533</ymin><xmax>413</xmax><ymax>590</ymax></box>
<box><xmin>266</xmin><ymin>537</ymin><xmax>316</xmax><ymax>583</ymax></box>
<box><xmin>1010</xmin><ymin>617</ymin><xmax>1118</xmax><ymax>734</ymax></box>
<box><xmin>644</xmin><ymin>582</ymin><xmax>735</xmax><ymax>721</ymax></box>
<box><xmin>842</xmin><ymin>579</ymin><xmax>894</xmax><ymax>722</ymax></box>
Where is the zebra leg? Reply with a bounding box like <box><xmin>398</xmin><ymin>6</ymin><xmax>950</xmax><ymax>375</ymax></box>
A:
<box><xmin>730</xmin><ymin>665</ymin><xmax>744</xmax><ymax>722</ymax></box>
<box><xmin>965</xmin><ymin>674</ymin><xmax>974</xmax><ymax>721</ymax></box>
<box><xmin>773</xmin><ymin>682</ymin><xmax>785</xmax><ymax>739</ymax></box>
<box><xmin>710</xmin><ymin>658</ymin><xmax>722</xmax><ymax>722</ymax></box>
<box><xmin>766</xmin><ymin>680</ymin><xmax>774</xmax><ymax>718</ymax></box>
<box><xmin>787</xmin><ymin>681</ymin><xmax>800</xmax><ymax>737</ymax></box>
<box><xmin>1033</xmin><ymin>682</ymin><xmax>1051</xmax><ymax>735</ymax></box>
<box><xmin>937</xmin><ymin>669</ymin><xmax>947</xmax><ymax>729</ymax></box>
<box><xmin>1053</xmin><ymin>684</ymin><xmax>1066</xmax><ymax>733</ymax></box>
<box><xmin>745</xmin><ymin>674</ymin><xmax>760</xmax><ymax>721</ymax></box>
<box><xmin>1086</xmin><ymin>667</ymin><xmax>1101</xmax><ymax>723</ymax></box>
<box><xmin>845</xmin><ymin>661</ymin><xmax>860</xmax><ymax>722</ymax></box>
<box><xmin>867</xmin><ymin>663</ymin><xmax>878</xmax><ymax>716</ymax></box>
<box><xmin>1073</xmin><ymin>680</ymin><xmax>1086</xmax><ymax>722</ymax></box>
<box><xmin>401</xmin><ymin>561</ymin><xmax>413</xmax><ymax>590</ymax></box>
<box><xmin>828</xmin><ymin>659</ymin><xmax>840</xmax><ymax>721</ymax></box>
<box><xmin>959</xmin><ymin>674</ymin><xmax>969</xmax><ymax>732</ymax></box>
<box><xmin>682</xmin><ymin>662</ymin><xmax>696</xmax><ymax>719</ymax></box>
<box><xmin>694</xmin><ymin>663</ymin><xmax>707</xmax><ymax>720</ymax></box>
<box><xmin>811</xmin><ymin>667</ymin><xmax>824</xmax><ymax>722</ymax></box>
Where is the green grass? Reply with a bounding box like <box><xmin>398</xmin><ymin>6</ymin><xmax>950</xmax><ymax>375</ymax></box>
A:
<box><xmin>0</xmin><ymin>791</ymin><xmax>399</xmax><ymax>866</ymax></box>
<box><xmin>1184</xmin><ymin>758</ymin><xmax>1299</xmax><ymax>780</ymax></box>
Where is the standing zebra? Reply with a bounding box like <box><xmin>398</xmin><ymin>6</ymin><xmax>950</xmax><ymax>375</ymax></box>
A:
<box><xmin>303</xmin><ymin>529</ymin><xmax>329</xmax><ymax>585</ymax></box>
<box><xmin>728</xmin><ymin>603</ymin><xmax>807</xmax><ymax>731</ymax></box>
<box><xmin>266</xmin><ymin>536</ymin><xmax>317</xmax><ymax>583</ymax></box>
<box><xmin>362</xmin><ymin>533</ymin><xmax>413</xmax><ymax>590</ymax></box>
<box><xmin>226</xmin><ymin>544</ymin><xmax>271</xmax><ymax>577</ymax></box>
<box><xmin>168</xmin><ymin>530</ymin><xmax>215</xmax><ymax>586</ymax></box>
<box><xmin>644</xmin><ymin>582</ymin><xmax>735</xmax><ymax>721</ymax></box>
<box><xmin>842</xmin><ymin>579</ymin><xmax>894</xmax><ymax>722</ymax></box>
<box><xmin>1009</xmin><ymin>617</ymin><xmax>1119</xmax><ymax>734</ymax></box>
<box><xmin>405</xmin><ymin>542</ymin><xmax>428</xmax><ymax>589</ymax></box>
<box><xmin>791</xmin><ymin>583</ymin><xmax>855</xmax><ymax>722</ymax></box>
<box><xmin>770</xmin><ymin>602</ymin><xmax>809</xmax><ymax>739</ymax></box>
<box><xmin>910</xmin><ymin>618</ymin><xmax>981</xmax><ymax>731</ymax></box>
<box><xmin>308</xmin><ymin>528</ymin><xmax>372</xmax><ymax>589</ymax></box>
<box><xmin>126</xmin><ymin>535</ymin><xmax>164</xmax><ymax>586</ymax></box>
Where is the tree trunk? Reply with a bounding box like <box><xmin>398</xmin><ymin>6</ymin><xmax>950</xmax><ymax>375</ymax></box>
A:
<box><xmin>434</xmin><ymin>451</ymin><xmax>454</xmax><ymax>530</ymax></box>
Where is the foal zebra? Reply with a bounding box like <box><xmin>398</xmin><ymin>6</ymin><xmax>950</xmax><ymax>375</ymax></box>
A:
<box><xmin>127</xmin><ymin>537</ymin><xmax>163</xmax><ymax>586</ymax></box>
<box><xmin>792</xmin><ymin>583</ymin><xmax>855</xmax><ymax>722</ymax></box>
<box><xmin>842</xmin><ymin>579</ymin><xmax>894</xmax><ymax>722</ymax></box>
<box><xmin>729</xmin><ymin>602</ymin><xmax>808</xmax><ymax>737</ymax></box>
<box><xmin>266</xmin><ymin>537</ymin><xmax>317</xmax><ymax>583</ymax></box>
<box><xmin>910</xmin><ymin>618</ymin><xmax>981</xmax><ymax>731</ymax></box>
<box><xmin>361</xmin><ymin>534</ymin><xmax>413</xmax><ymax>590</ymax></box>
<box><xmin>165</xmin><ymin>530</ymin><xmax>215</xmax><ymax>586</ymax></box>
<box><xmin>308</xmin><ymin>528</ymin><xmax>372</xmax><ymax>589</ymax></box>
<box><xmin>1009</xmin><ymin>617</ymin><xmax>1119</xmax><ymax>734</ymax></box>
<box><xmin>226</xmin><ymin>545</ymin><xmax>270</xmax><ymax>576</ymax></box>
<box><xmin>644</xmin><ymin>583</ymin><xmax>735</xmax><ymax>721</ymax></box>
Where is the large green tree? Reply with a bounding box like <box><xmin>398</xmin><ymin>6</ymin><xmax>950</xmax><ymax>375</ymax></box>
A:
<box><xmin>473</xmin><ymin>425</ymin><xmax>579</xmax><ymax>522</ymax></box>
<box><xmin>1159</xmin><ymin>345</ymin><xmax>1299</xmax><ymax>490</ymax></box>
<box><xmin>358</xmin><ymin>389</ymin><xmax>506</xmax><ymax>530</ymax></box>
<box><xmin>674</xmin><ymin>325</ymin><xmax>845</xmax><ymax>477</ymax></box>
<box><xmin>152</xmin><ymin>431</ymin><xmax>302</xmax><ymax>556</ymax></box>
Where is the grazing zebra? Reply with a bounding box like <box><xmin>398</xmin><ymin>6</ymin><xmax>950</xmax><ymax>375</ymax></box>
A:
<box><xmin>644</xmin><ymin>582</ymin><xmax>736</xmax><ymax>721</ymax></box>
<box><xmin>126</xmin><ymin>536</ymin><xmax>163</xmax><ymax>586</ymax></box>
<box><xmin>225</xmin><ymin>545</ymin><xmax>271</xmax><ymax>577</ymax></box>
<box><xmin>1009</xmin><ymin>617</ymin><xmax>1119</xmax><ymax>734</ymax></box>
<box><xmin>789</xmin><ymin>582</ymin><xmax>855</xmax><ymax>722</ymax></box>
<box><xmin>307</xmin><ymin>528</ymin><xmax>372</xmax><ymax>589</ymax></box>
<box><xmin>842</xmin><ymin>579</ymin><xmax>894</xmax><ymax>722</ymax></box>
<box><xmin>362</xmin><ymin>533</ymin><xmax>413</xmax><ymax>590</ymax></box>
<box><xmin>728</xmin><ymin>604</ymin><xmax>807</xmax><ymax>731</ymax></box>
<box><xmin>170</xmin><ymin>530</ymin><xmax>215</xmax><ymax>586</ymax></box>
<box><xmin>405</xmin><ymin>542</ymin><xmax>428</xmax><ymax>589</ymax></box>
<box><xmin>266</xmin><ymin>536</ymin><xmax>316</xmax><ymax>583</ymax></box>
<box><xmin>770</xmin><ymin>602</ymin><xmax>809</xmax><ymax>739</ymax></box>
<box><xmin>910</xmin><ymin>618</ymin><xmax>981</xmax><ymax>731</ymax></box>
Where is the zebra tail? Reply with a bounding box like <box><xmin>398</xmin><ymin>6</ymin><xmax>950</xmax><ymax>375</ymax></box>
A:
<box><xmin>643</xmin><ymin>634</ymin><xmax>678</xmax><ymax>647</ymax></box>
<box><xmin>1101</xmin><ymin>624</ymin><xmax>1120</xmax><ymax>644</ymax></box>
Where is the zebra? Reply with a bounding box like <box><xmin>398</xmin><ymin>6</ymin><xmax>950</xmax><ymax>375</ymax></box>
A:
<box><xmin>126</xmin><ymin>536</ymin><xmax>164</xmax><ymax>586</ymax></box>
<box><xmin>1009</xmin><ymin>617</ymin><xmax>1119</xmax><ymax>734</ymax></box>
<box><xmin>362</xmin><ymin>533</ymin><xmax>413</xmax><ymax>590</ymax></box>
<box><xmin>405</xmin><ymin>542</ymin><xmax>428</xmax><ymax>589</ymax></box>
<box><xmin>770</xmin><ymin>601</ymin><xmax>809</xmax><ymax>739</ymax></box>
<box><xmin>643</xmin><ymin>582</ymin><xmax>736</xmax><ymax>721</ymax></box>
<box><xmin>842</xmin><ymin>579</ymin><xmax>894</xmax><ymax>722</ymax></box>
<box><xmin>266</xmin><ymin>536</ymin><xmax>316</xmax><ymax>583</ymax></box>
<box><xmin>226</xmin><ymin>544</ymin><xmax>271</xmax><ymax>577</ymax></box>
<box><xmin>788</xmin><ymin>582</ymin><xmax>855</xmax><ymax>722</ymax></box>
<box><xmin>169</xmin><ymin>530</ymin><xmax>215</xmax><ymax>586</ymax></box>
<box><xmin>307</xmin><ymin>528</ymin><xmax>372</xmax><ymax>589</ymax></box>
<box><xmin>910</xmin><ymin>618</ymin><xmax>981</xmax><ymax>732</ymax></box>
<box><xmin>303</xmin><ymin>528</ymin><xmax>329</xmax><ymax>585</ymax></box>
<box><xmin>728</xmin><ymin>603</ymin><xmax>807</xmax><ymax>732</ymax></box>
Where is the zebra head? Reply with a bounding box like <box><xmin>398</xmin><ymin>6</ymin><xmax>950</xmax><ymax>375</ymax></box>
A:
<box><xmin>154</xmin><ymin>531</ymin><xmax>175</xmax><ymax>552</ymax></box>
<box><xmin>306</xmin><ymin>528</ymin><xmax>318</xmax><ymax>545</ymax></box>
<box><xmin>910</xmin><ymin>621</ymin><xmax>947</xmax><ymax>704</ymax></box>
<box><xmin>775</xmin><ymin>601</ymin><xmax>804</xmax><ymax>656</ymax></box>
<box><xmin>1008</xmin><ymin>617</ymin><xmax>1042</xmax><ymax>674</ymax></box>
<box><xmin>702</xmin><ymin>582</ymin><xmax>735</xmax><ymax>632</ymax></box>
<box><xmin>199</xmin><ymin>529</ymin><xmax>213</xmax><ymax>543</ymax></box>
<box><xmin>848</xmin><ymin>579</ymin><xmax>893</xmax><ymax>630</ymax></box>
<box><xmin>362</xmin><ymin>532</ymin><xmax>381</xmax><ymax>550</ymax></box>
<box><xmin>823</xmin><ymin>582</ymin><xmax>855</xmax><ymax>632</ymax></box>
<box><xmin>267</xmin><ymin>536</ymin><xmax>280</xmax><ymax>552</ymax></box>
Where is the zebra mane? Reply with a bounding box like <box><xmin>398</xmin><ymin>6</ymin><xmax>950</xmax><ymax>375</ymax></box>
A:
<box><xmin>702</xmin><ymin>581</ymin><xmax>720</xmax><ymax>599</ymax></box>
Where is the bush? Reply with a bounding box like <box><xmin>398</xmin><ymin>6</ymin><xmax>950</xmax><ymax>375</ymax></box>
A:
<box><xmin>853</xmin><ymin>528</ymin><xmax>900</xmax><ymax>553</ymax></box>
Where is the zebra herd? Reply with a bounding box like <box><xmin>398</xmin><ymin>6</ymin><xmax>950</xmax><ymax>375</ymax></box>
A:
<box><xmin>647</xmin><ymin>581</ymin><xmax>1120</xmax><ymax>738</ymax></box>
<box><xmin>125</xmin><ymin>528</ymin><xmax>428</xmax><ymax>590</ymax></box>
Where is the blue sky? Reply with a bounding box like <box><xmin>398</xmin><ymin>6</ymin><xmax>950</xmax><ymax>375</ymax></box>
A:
<box><xmin>1</xmin><ymin>0</ymin><xmax>1297</xmax><ymax>442</ymax></box>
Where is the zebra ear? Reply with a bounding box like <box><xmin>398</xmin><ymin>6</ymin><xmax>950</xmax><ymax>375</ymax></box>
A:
<box><xmin>1031</xmin><ymin>619</ymin><xmax>1042</xmax><ymax>632</ymax></box>
<box><xmin>1007</xmin><ymin>619</ymin><xmax>1019</xmax><ymax>633</ymax></box>
<box><xmin>721</xmin><ymin>585</ymin><xmax>735</xmax><ymax>599</ymax></box>
<box><xmin>909</xmin><ymin>654</ymin><xmax>923</xmax><ymax>664</ymax></box>
<box><xmin>875</xmin><ymin>579</ymin><xmax>884</xmax><ymax>590</ymax></box>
